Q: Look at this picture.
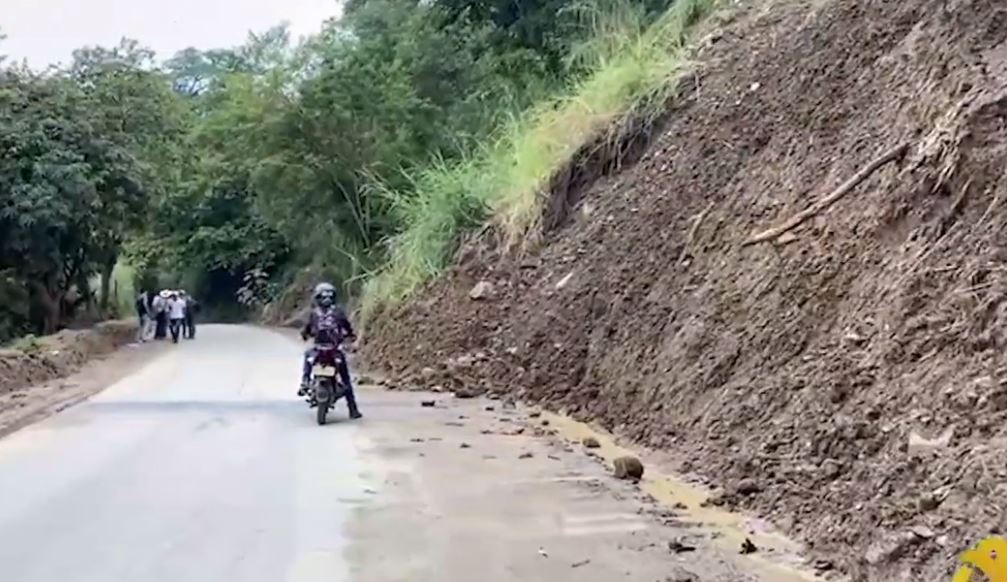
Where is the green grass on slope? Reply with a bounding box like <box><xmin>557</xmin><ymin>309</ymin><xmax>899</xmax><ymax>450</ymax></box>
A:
<box><xmin>363</xmin><ymin>0</ymin><xmax>718</xmax><ymax>318</ymax></box>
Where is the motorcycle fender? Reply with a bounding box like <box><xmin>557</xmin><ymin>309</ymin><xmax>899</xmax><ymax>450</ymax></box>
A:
<box><xmin>314</xmin><ymin>379</ymin><xmax>333</xmax><ymax>404</ymax></box>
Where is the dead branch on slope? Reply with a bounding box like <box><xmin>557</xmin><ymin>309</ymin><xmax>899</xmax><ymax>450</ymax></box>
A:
<box><xmin>742</xmin><ymin>142</ymin><xmax>909</xmax><ymax>246</ymax></box>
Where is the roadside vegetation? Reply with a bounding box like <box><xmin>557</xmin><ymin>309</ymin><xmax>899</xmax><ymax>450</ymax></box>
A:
<box><xmin>0</xmin><ymin>0</ymin><xmax>715</xmax><ymax>343</ymax></box>
<box><xmin>363</xmin><ymin>0</ymin><xmax>715</xmax><ymax>313</ymax></box>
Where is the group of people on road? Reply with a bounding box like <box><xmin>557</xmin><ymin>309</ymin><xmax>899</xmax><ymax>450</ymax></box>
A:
<box><xmin>135</xmin><ymin>289</ymin><xmax>200</xmax><ymax>344</ymax></box>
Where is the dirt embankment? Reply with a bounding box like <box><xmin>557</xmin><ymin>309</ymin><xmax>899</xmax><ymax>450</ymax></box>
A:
<box><xmin>364</xmin><ymin>0</ymin><xmax>1007</xmax><ymax>578</ymax></box>
<box><xmin>0</xmin><ymin>321</ymin><xmax>137</xmax><ymax>399</ymax></box>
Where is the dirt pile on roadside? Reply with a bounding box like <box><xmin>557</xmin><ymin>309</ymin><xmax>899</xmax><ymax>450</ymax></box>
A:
<box><xmin>365</xmin><ymin>0</ymin><xmax>1007</xmax><ymax>578</ymax></box>
<box><xmin>0</xmin><ymin>321</ymin><xmax>136</xmax><ymax>397</ymax></box>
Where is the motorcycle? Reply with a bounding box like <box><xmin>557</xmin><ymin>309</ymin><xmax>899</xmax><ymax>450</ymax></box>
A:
<box><xmin>305</xmin><ymin>343</ymin><xmax>349</xmax><ymax>425</ymax></box>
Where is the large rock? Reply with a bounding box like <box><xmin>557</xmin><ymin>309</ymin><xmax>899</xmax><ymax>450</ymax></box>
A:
<box><xmin>613</xmin><ymin>456</ymin><xmax>645</xmax><ymax>481</ymax></box>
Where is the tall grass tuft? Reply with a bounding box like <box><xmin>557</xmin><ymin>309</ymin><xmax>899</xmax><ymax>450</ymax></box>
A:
<box><xmin>363</xmin><ymin>0</ymin><xmax>717</xmax><ymax>317</ymax></box>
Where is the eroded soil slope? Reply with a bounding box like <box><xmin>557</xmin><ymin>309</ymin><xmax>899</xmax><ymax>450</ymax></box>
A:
<box><xmin>0</xmin><ymin>321</ymin><xmax>136</xmax><ymax>397</ymax></box>
<box><xmin>365</xmin><ymin>0</ymin><xmax>1007</xmax><ymax>578</ymax></box>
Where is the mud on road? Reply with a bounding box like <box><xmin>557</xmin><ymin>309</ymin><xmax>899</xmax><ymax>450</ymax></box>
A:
<box><xmin>350</xmin><ymin>390</ymin><xmax>823</xmax><ymax>582</ymax></box>
<box><xmin>0</xmin><ymin>325</ymin><xmax>820</xmax><ymax>582</ymax></box>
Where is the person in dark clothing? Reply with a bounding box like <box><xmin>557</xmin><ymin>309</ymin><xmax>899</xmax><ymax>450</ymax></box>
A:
<box><xmin>135</xmin><ymin>290</ymin><xmax>150</xmax><ymax>342</ymax></box>
<box><xmin>182</xmin><ymin>292</ymin><xmax>200</xmax><ymax>339</ymax></box>
<box><xmin>299</xmin><ymin>283</ymin><xmax>361</xmax><ymax>419</ymax></box>
<box><xmin>153</xmin><ymin>291</ymin><xmax>168</xmax><ymax>340</ymax></box>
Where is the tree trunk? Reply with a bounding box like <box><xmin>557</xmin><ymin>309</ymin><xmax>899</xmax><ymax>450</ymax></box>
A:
<box><xmin>30</xmin><ymin>281</ymin><xmax>63</xmax><ymax>335</ymax></box>
<box><xmin>99</xmin><ymin>260</ymin><xmax>114</xmax><ymax>313</ymax></box>
<box><xmin>28</xmin><ymin>277</ymin><xmax>64</xmax><ymax>332</ymax></box>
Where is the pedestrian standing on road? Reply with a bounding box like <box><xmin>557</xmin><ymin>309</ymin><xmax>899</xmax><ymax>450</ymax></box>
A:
<box><xmin>153</xmin><ymin>291</ymin><xmax>169</xmax><ymax>340</ymax></box>
<box><xmin>135</xmin><ymin>290</ymin><xmax>150</xmax><ymax>342</ymax></box>
<box><xmin>167</xmin><ymin>292</ymin><xmax>186</xmax><ymax>344</ymax></box>
<box><xmin>182</xmin><ymin>291</ymin><xmax>200</xmax><ymax>339</ymax></box>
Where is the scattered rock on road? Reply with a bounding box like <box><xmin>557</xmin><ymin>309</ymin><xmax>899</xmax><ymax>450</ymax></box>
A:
<box><xmin>519</xmin><ymin>451</ymin><xmax>534</xmax><ymax>459</ymax></box>
<box><xmin>453</xmin><ymin>386</ymin><xmax>483</xmax><ymax>399</ymax></box>
<box><xmin>613</xmin><ymin>456</ymin><xmax>644</xmax><ymax>481</ymax></box>
<box><xmin>740</xmin><ymin>538</ymin><xmax>757</xmax><ymax>555</ymax></box>
<box><xmin>668</xmin><ymin>539</ymin><xmax>697</xmax><ymax>553</ymax></box>
<box><xmin>420</xmin><ymin>400</ymin><xmax>436</xmax><ymax>407</ymax></box>
<box><xmin>583</xmin><ymin>436</ymin><xmax>601</xmax><ymax>448</ymax></box>
<box><xmin>460</xmin><ymin>442</ymin><xmax>471</xmax><ymax>449</ymax></box>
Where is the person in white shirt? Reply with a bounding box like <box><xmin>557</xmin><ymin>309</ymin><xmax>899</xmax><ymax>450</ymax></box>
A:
<box><xmin>167</xmin><ymin>292</ymin><xmax>187</xmax><ymax>344</ymax></box>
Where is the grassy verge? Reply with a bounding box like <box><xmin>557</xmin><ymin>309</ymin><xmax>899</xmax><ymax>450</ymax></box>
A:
<box><xmin>362</xmin><ymin>0</ymin><xmax>717</xmax><ymax>318</ymax></box>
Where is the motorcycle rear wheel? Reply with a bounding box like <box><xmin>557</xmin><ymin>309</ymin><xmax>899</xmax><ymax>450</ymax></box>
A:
<box><xmin>316</xmin><ymin>400</ymin><xmax>328</xmax><ymax>425</ymax></box>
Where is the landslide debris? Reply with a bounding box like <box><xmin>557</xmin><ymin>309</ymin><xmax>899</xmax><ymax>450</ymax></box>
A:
<box><xmin>365</xmin><ymin>0</ymin><xmax>1007</xmax><ymax>578</ymax></box>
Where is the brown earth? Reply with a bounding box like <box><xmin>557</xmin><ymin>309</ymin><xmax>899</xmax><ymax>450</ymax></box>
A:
<box><xmin>363</xmin><ymin>0</ymin><xmax>1007</xmax><ymax>579</ymax></box>
<box><xmin>0</xmin><ymin>321</ymin><xmax>140</xmax><ymax>433</ymax></box>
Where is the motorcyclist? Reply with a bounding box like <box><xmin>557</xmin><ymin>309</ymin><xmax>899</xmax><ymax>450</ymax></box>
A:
<box><xmin>299</xmin><ymin>283</ymin><xmax>362</xmax><ymax>419</ymax></box>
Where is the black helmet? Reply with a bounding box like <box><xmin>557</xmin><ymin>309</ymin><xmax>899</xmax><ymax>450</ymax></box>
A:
<box><xmin>313</xmin><ymin>282</ymin><xmax>337</xmax><ymax>307</ymax></box>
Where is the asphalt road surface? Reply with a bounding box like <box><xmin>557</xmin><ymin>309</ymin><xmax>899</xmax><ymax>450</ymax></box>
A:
<box><xmin>0</xmin><ymin>325</ymin><xmax>816</xmax><ymax>582</ymax></box>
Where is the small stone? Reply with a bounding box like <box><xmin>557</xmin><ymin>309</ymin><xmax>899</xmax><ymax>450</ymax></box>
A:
<box><xmin>485</xmin><ymin>405</ymin><xmax>496</xmax><ymax>411</ymax></box>
<box><xmin>410</xmin><ymin>438</ymin><xmax>425</xmax><ymax>443</ymax></box>
<box><xmin>665</xmin><ymin>569</ymin><xmax>699</xmax><ymax>582</ymax></box>
<box><xmin>668</xmin><ymin>539</ymin><xmax>696</xmax><ymax>553</ymax></box>
<box><xmin>555</xmin><ymin>272</ymin><xmax>574</xmax><ymax>289</ymax></box>
<box><xmin>812</xmin><ymin>559</ymin><xmax>834</xmax><ymax>572</ymax></box>
<box><xmin>469</xmin><ymin>281</ymin><xmax>493</xmax><ymax>300</ymax></box>
<box><xmin>582</xmin><ymin>436</ymin><xmax>601</xmax><ymax>449</ymax></box>
<box><xmin>420</xmin><ymin>400</ymin><xmax>436</xmax><ymax>407</ymax></box>
<box><xmin>820</xmin><ymin>459</ymin><xmax>842</xmax><ymax>480</ymax></box>
<box><xmin>613</xmin><ymin>456</ymin><xmax>644</xmax><ymax>481</ymax></box>
<box><xmin>541</xmin><ymin>419</ymin><xmax>550</xmax><ymax>426</ymax></box>
<box><xmin>460</xmin><ymin>442</ymin><xmax>471</xmax><ymax>449</ymax></box>
<box><xmin>865</xmin><ymin>532</ymin><xmax>919</xmax><ymax>565</ymax></box>
<box><xmin>740</xmin><ymin>538</ymin><xmax>757</xmax><ymax>555</ymax></box>
<box><xmin>421</xmin><ymin>367</ymin><xmax>436</xmax><ymax>379</ymax></box>
<box><xmin>908</xmin><ymin>427</ymin><xmax>954</xmax><ymax>456</ymax></box>
<box><xmin>529</xmin><ymin>411</ymin><xmax>542</xmax><ymax>418</ymax></box>
<box><xmin>734</xmin><ymin>478</ymin><xmax>761</xmax><ymax>496</ymax></box>
<box><xmin>519</xmin><ymin>452</ymin><xmax>534</xmax><ymax>459</ymax></box>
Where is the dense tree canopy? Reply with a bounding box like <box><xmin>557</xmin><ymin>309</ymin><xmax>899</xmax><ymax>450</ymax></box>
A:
<box><xmin>0</xmin><ymin>0</ymin><xmax>673</xmax><ymax>341</ymax></box>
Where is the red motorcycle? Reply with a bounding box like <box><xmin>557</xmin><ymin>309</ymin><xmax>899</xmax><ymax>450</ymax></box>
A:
<box><xmin>305</xmin><ymin>343</ymin><xmax>349</xmax><ymax>425</ymax></box>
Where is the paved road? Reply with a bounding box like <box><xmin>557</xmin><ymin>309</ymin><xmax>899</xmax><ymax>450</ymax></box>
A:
<box><xmin>0</xmin><ymin>325</ymin><xmax>812</xmax><ymax>582</ymax></box>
